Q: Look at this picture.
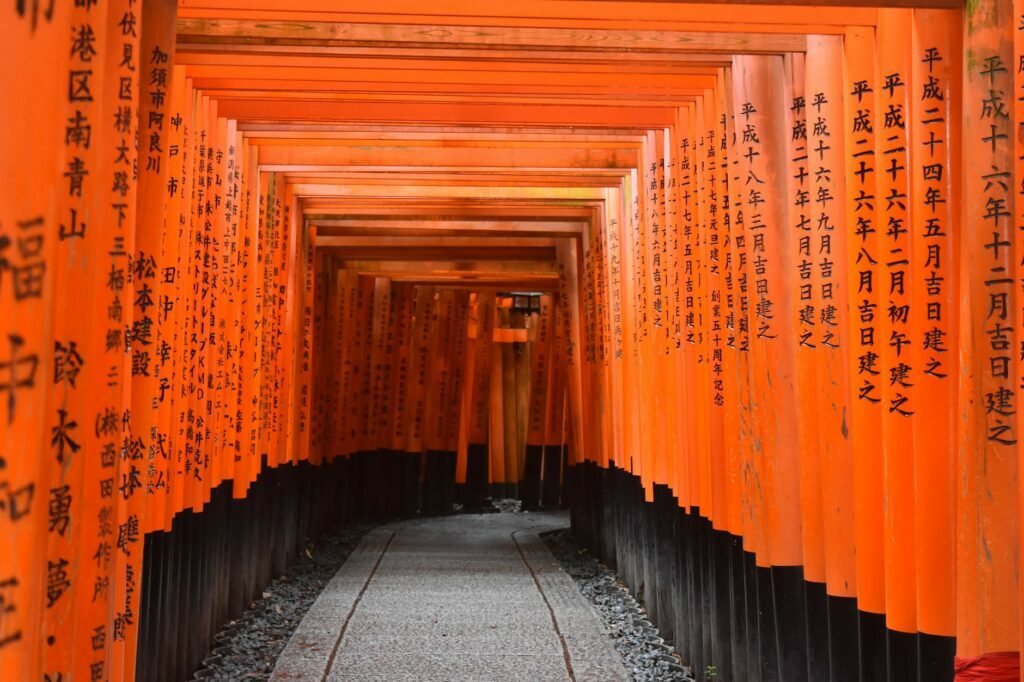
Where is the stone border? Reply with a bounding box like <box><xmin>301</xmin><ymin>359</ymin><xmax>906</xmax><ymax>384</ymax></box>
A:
<box><xmin>270</xmin><ymin>529</ymin><xmax>396</xmax><ymax>681</ymax></box>
<box><xmin>512</xmin><ymin>526</ymin><xmax>632</xmax><ymax>682</ymax></box>
<box><xmin>541</xmin><ymin>528</ymin><xmax>694</xmax><ymax>681</ymax></box>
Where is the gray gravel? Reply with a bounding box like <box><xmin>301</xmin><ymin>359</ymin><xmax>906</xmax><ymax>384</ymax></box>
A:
<box><xmin>191</xmin><ymin>523</ymin><xmax>375</xmax><ymax>681</ymax></box>
<box><xmin>489</xmin><ymin>497</ymin><xmax>523</xmax><ymax>513</ymax></box>
<box><xmin>542</xmin><ymin>529</ymin><xmax>695</xmax><ymax>682</ymax></box>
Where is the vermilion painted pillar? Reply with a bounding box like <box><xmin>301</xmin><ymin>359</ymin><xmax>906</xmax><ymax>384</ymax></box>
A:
<box><xmin>957</xmin><ymin>0</ymin><xmax>1020</xmax><ymax>680</ymax></box>
<box><xmin>693</xmin><ymin>95</ymin><xmax>714</xmax><ymax>523</ymax></box>
<box><xmin>784</xmin><ymin>53</ymin><xmax>829</xmax><ymax>678</ymax></box>
<box><xmin>911</xmin><ymin>9</ymin><xmax>960</xmax><ymax>679</ymax></box>
<box><xmin>160</xmin><ymin>66</ymin><xmax>189</xmax><ymax>517</ymax></box>
<box><xmin>44</xmin><ymin>0</ymin><xmax>111</xmax><ymax>675</ymax></box>
<box><xmin>876</xmin><ymin>10</ymin><xmax>920</xmax><ymax>681</ymax></box>
<box><xmin>1</xmin><ymin>2</ymin><xmax>70</xmax><ymax>681</ymax></box>
<box><xmin>735</xmin><ymin>52</ymin><xmax>806</xmax><ymax>681</ymax></box>
<box><xmin>107</xmin><ymin>0</ymin><xmax>143</xmax><ymax>673</ymax></box>
<box><xmin>842</xmin><ymin>22</ymin><xmax>887</xmax><ymax>681</ymax></box>
<box><xmin>806</xmin><ymin>33</ymin><xmax>858</xmax><ymax>682</ymax></box>
<box><xmin>1015</xmin><ymin>1</ymin><xmax>1024</xmax><ymax>669</ymax></box>
<box><xmin>136</xmin><ymin>0</ymin><xmax>178</xmax><ymax>536</ymax></box>
<box><xmin>678</xmin><ymin>110</ymin><xmax>699</xmax><ymax>510</ymax></box>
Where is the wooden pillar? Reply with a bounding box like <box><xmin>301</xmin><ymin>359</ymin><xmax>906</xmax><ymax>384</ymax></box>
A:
<box><xmin>874</xmin><ymin>12</ymin><xmax>921</xmax><ymax>680</ymax></box>
<box><xmin>911</xmin><ymin>9</ymin><xmax>960</xmax><ymax>678</ymax></box>
<box><xmin>106</xmin><ymin>0</ymin><xmax>143</xmax><ymax>673</ymax></box>
<box><xmin>839</xmin><ymin>22</ymin><xmax>887</xmax><ymax>680</ymax></box>
<box><xmin>1</xmin><ymin>1</ymin><xmax>71</xmax><ymax>680</ymax></box>
<box><xmin>806</xmin><ymin>33</ymin><xmax>859</xmax><ymax>682</ymax></box>
<box><xmin>44</xmin><ymin>0</ymin><xmax>112</xmax><ymax>676</ymax></box>
<box><xmin>957</xmin><ymin>0</ymin><xmax>1020</xmax><ymax>678</ymax></box>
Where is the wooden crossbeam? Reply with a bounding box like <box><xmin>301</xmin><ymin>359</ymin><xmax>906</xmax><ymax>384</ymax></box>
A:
<box><xmin>175</xmin><ymin>0</ymin><xmax>882</xmax><ymax>25</ymax></box>
<box><xmin>176</xmin><ymin>19</ymin><xmax>807</xmax><ymax>53</ymax></box>
<box><xmin>313</xmin><ymin>219</ymin><xmax>586</xmax><ymax>237</ymax></box>
<box><xmin>254</xmin><ymin>145</ymin><xmax>639</xmax><ymax>167</ymax></box>
<box><xmin>218</xmin><ymin>99</ymin><xmax>678</xmax><ymax>125</ymax></box>
<box><xmin>176</xmin><ymin>43</ymin><xmax>737</xmax><ymax>66</ymax></box>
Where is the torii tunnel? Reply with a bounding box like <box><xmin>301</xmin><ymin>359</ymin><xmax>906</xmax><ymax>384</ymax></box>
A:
<box><xmin>2</xmin><ymin>0</ymin><xmax>1024</xmax><ymax>680</ymax></box>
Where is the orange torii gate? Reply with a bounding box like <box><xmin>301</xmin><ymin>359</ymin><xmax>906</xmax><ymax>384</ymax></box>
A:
<box><xmin>3</xmin><ymin>1</ymin><xmax>1024</xmax><ymax>681</ymax></box>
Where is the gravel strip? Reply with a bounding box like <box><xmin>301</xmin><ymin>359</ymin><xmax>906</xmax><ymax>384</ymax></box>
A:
<box><xmin>542</xmin><ymin>528</ymin><xmax>695</xmax><ymax>682</ymax></box>
<box><xmin>191</xmin><ymin>523</ymin><xmax>376</xmax><ymax>681</ymax></box>
<box><xmin>490</xmin><ymin>497</ymin><xmax>524</xmax><ymax>513</ymax></box>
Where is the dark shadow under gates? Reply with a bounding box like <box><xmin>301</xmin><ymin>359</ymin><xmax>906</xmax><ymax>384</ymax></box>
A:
<box><xmin>567</xmin><ymin>462</ymin><xmax>956</xmax><ymax>682</ymax></box>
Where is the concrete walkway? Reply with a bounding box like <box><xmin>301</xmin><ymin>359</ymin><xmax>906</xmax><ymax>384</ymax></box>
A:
<box><xmin>271</xmin><ymin>511</ymin><xmax>629</xmax><ymax>681</ymax></box>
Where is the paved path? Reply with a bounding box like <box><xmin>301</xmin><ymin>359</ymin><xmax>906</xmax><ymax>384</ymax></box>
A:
<box><xmin>271</xmin><ymin>511</ymin><xmax>629</xmax><ymax>681</ymax></box>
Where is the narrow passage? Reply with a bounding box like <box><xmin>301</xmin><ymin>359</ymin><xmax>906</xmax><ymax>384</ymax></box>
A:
<box><xmin>271</xmin><ymin>513</ymin><xmax>628</xmax><ymax>682</ymax></box>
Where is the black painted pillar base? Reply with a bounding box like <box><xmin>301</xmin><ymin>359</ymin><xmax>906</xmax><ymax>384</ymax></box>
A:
<box><xmin>727</xmin><ymin>535</ymin><xmax>748</xmax><ymax>682</ymax></box>
<box><xmin>828</xmin><ymin>594</ymin><xmax>861</xmax><ymax>682</ymax></box>
<box><xmin>382</xmin><ymin>449</ymin><xmax>403</xmax><ymax>517</ymax></box>
<box><xmin>422</xmin><ymin>450</ymin><xmax>457</xmax><ymax>515</ymax></box>
<box><xmin>490</xmin><ymin>481</ymin><xmax>515</xmax><ymax>500</ymax></box>
<box><xmin>859</xmin><ymin>610</ymin><xmax>886</xmax><ymax>682</ymax></box>
<box><xmin>462</xmin><ymin>443</ymin><xmax>488</xmax><ymax>511</ymax></box>
<box><xmin>438</xmin><ymin>450</ymin><xmax>456</xmax><ymax>512</ymax></box>
<box><xmin>138</xmin><ymin>458</ymin><xmax>352</xmax><ymax>682</ymax></box>
<box><xmin>520</xmin><ymin>444</ymin><xmax>543</xmax><ymax>509</ymax></box>
<box><xmin>918</xmin><ymin>632</ymin><xmax>956</xmax><ymax>682</ymax></box>
<box><xmin>804</xmin><ymin>579</ymin><xmax>831</xmax><ymax>680</ymax></box>
<box><xmin>421</xmin><ymin>451</ymin><xmax>440</xmax><ymax>515</ymax></box>
<box><xmin>399</xmin><ymin>451</ymin><xmax>420</xmax><ymax>517</ymax></box>
<box><xmin>887</xmin><ymin>628</ymin><xmax>919</xmax><ymax>682</ymax></box>
<box><xmin>653</xmin><ymin>485</ymin><xmax>677</xmax><ymax>645</ymax></box>
<box><xmin>772</xmin><ymin>564</ymin><xmax>809</xmax><ymax>681</ymax></box>
<box><xmin>566</xmin><ymin>462</ymin><xmax>957</xmax><ymax>682</ymax></box>
<box><xmin>541</xmin><ymin>444</ymin><xmax>563</xmax><ymax>507</ymax></box>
